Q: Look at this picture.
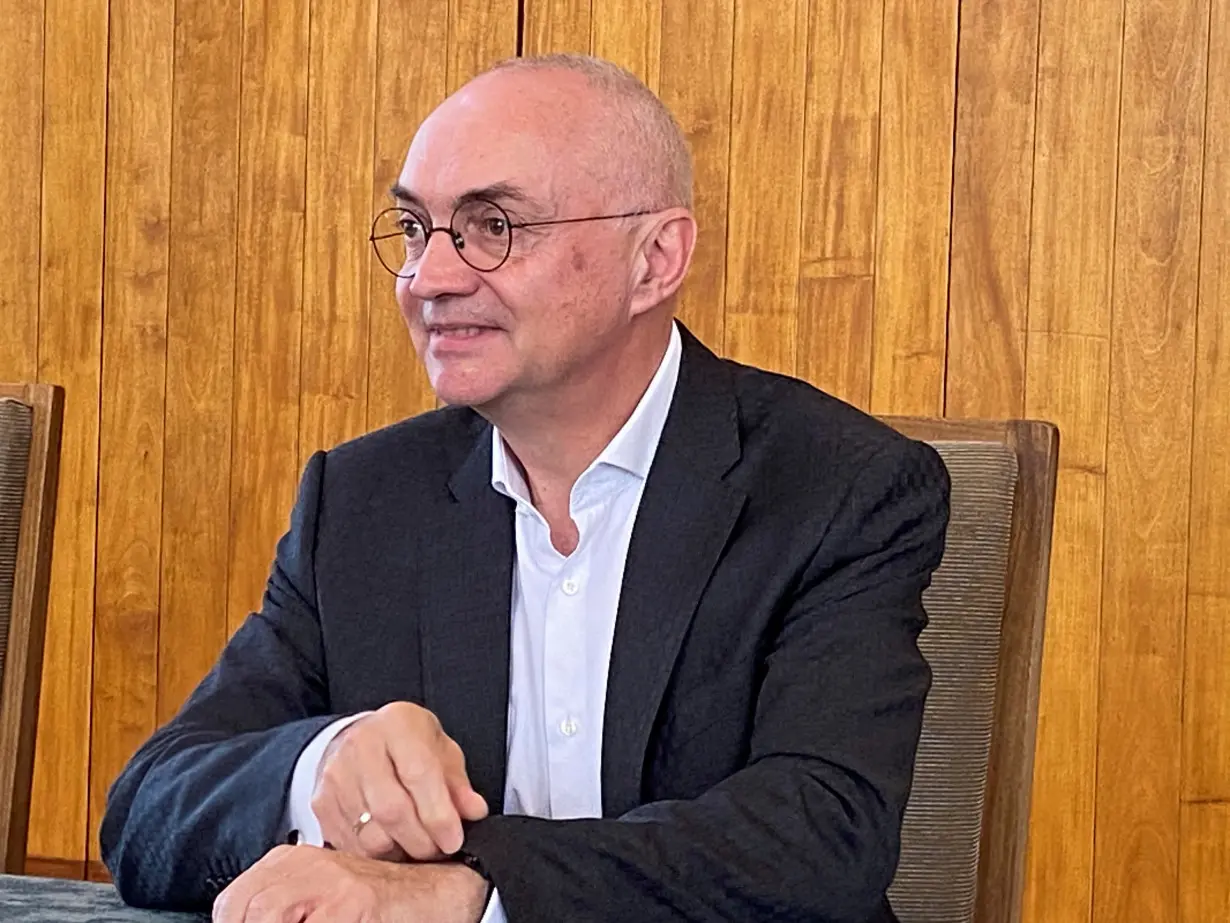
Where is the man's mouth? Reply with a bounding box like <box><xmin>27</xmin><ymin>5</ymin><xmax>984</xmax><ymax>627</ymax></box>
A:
<box><xmin>426</xmin><ymin>324</ymin><xmax>500</xmax><ymax>348</ymax></box>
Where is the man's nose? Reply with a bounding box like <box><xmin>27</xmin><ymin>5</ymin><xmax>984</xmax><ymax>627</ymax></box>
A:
<box><xmin>405</xmin><ymin>228</ymin><xmax>479</xmax><ymax>301</ymax></box>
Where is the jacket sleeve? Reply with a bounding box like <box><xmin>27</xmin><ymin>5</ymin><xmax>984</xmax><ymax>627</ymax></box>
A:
<box><xmin>100</xmin><ymin>451</ymin><xmax>342</xmax><ymax>910</ymax></box>
<box><xmin>460</xmin><ymin>440</ymin><xmax>950</xmax><ymax>923</ymax></box>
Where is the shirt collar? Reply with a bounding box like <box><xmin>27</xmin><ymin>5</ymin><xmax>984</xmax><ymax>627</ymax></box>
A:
<box><xmin>491</xmin><ymin>321</ymin><xmax>683</xmax><ymax>503</ymax></box>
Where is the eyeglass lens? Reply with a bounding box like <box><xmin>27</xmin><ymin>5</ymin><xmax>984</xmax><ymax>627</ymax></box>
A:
<box><xmin>370</xmin><ymin>200</ymin><xmax>513</xmax><ymax>276</ymax></box>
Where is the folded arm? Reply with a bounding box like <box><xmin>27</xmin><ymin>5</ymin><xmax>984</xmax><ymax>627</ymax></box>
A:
<box><xmin>460</xmin><ymin>441</ymin><xmax>950</xmax><ymax>923</ymax></box>
<box><xmin>100</xmin><ymin>452</ymin><xmax>338</xmax><ymax>910</ymax></box>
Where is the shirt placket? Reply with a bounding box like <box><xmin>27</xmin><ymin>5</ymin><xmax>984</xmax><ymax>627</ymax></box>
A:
<box><xmin>542</xmin><ymin>505</ymin><xmax>596</xmax><ymax>819</ymax></box>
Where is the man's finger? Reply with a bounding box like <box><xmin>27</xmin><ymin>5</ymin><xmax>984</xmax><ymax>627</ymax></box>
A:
<box><xmin>360</xmin><ymin>753</ymin><xmax>439</xmax><ymax>859</ymax></box>
<box><xmin>311</xmin><ymin>760</ymin><xmax>369</xmax><ymax>853</ymax></box>
<box><xmin>443</xmin><ymin>743</ymin><xmax>489</xmax><ymax>822</ymax></box>
<box><xmin>238</xmin><ymin>883</ymin><xmax>312</xmax><ymax>923</ymax></box>
<box><xmin>385</xmin><ymin>737</ymin><xmax>462</xmax><ymax>856</ymax></box>
<box><xmin>212</xmin><ymin>848</ymin><xmax>306</xmax><ymax>923</ymax></box>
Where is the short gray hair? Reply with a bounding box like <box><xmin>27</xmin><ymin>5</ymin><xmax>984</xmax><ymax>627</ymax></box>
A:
<box><xmin>484</xmin><ymin>53</ymin><xmax>693</xmax><ymax>210</ymax></box>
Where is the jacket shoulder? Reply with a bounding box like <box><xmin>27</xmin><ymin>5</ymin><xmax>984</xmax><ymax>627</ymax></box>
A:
<box><xmin>724</xmin><ymin>360</ymin><xmax>927</xmax><ymax>474</ymax></box>
<box><xmin>320</xmin><ymin>405</ymin><xmax>485</xmax><ymax>488</ymax></box>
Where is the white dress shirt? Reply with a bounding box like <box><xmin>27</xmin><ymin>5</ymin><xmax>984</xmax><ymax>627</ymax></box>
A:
<box><xmin>286</xmin><ymin>322</ymin><xmax>683</xmax><ymax>923</ymax></box>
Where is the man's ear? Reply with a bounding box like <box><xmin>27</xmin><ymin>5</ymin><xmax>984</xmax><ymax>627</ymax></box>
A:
<box><xmin>628</xmin><ymin>209</ymin><xmax>697</xmax><ymax>317</ymax></box>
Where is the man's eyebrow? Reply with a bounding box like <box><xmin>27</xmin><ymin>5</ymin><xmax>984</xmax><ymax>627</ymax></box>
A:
<box><xmin>388</xmin><ymin>184</ymin><xmax>426</xmax><ymax>209</ymax></box>
<box><xmin>454</xmin><ymin>182</ymin><xmax>540</xmax><ymax>209</ymax></box>
<box><xmin>387</xmin><ymin>181</ymin><xmax>544</xmax><ymax>213</ymax></box>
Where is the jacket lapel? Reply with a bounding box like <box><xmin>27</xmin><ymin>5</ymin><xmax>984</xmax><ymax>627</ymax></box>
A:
<box><xmin>601</xmin><ymin>332</ymin><xmax>746</xmax><ymax>816</ymax></box>
<box><xmin>418</xmin><ymin>420</ymin><xmax>515</xmax><ymax>813</ymax></box>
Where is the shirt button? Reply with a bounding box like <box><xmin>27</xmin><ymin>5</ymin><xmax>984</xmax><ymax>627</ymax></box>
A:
<box><xmin>561</xmin><ymin>578</ymin><xmax>579</xmax><ymax>596</ymax></box>
<box><xmin>559</xmin><ymin>718</ymin><xmax>579</xmax><ymax>737</ymax></box>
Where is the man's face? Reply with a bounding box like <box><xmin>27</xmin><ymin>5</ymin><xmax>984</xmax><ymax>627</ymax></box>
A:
<box><xmin>392</xmin><ymin>70</ymin><xmax>642</xmax><ymax>411</ymax></box>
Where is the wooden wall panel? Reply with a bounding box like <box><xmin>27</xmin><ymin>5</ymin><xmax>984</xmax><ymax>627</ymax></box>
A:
<box><xmin>590</xmin><ymin>0</ymin><xmax>661</xmax><ymax>91</ymax></box>
<box><xmin>1093</xmin><ymin>1</ymin><xmax>1209</xmax><ymax>921</ymax></box>
<box><xmin>1184</xmin><ymin>0</ymin><xmax>1230</xmax><ymax>803</ymax></box>
<box><xmin>723</xmin><ymin>0</ymin><xmax>808</xmax><ymax>376</ymax></box>
<box><xmin>656</xmin><ymin>0</ymin><xmax>733</xmax><ymax>352</ymax></box>
<box><xmin>798</xmin><ymin>273</ymin><xmax>874</xmax><ymax>411</ymax></box>
<box><xmin>0</xmin><ymin>0</ymin><xmax>43</xmax><ymax>382</ymax></box>
<box><xmin>226</xmin><ymin>0</ymin><xmax>309</xmax><ymax>639</ymax></box>
<box><xmin>447</xmin><ymin>2</ymin><xmax>519</xmax><ymax>92</ymax></box>
<box><xmin>26</xmin><ymin>0</ymin><xmax>108</xmax><ymax>864</ymax></box>
<box><xmin>870</xmin><ymin>0</ymin><xmax>958</xmax><ymax>416</ymax></box>
<box><xmin>156</xmin><ymin>0</ymin><xmax>241</xmax><ymax>724</ymax></box>
<box><xmin>1021</xmin><ymin>3</ymin><xmax>1122</xmax><ymax>922</ymax></box>
<box><xmin>366</xmin><ymin>0</ymin><xmax>446</xmax><ymax>432</ymax></box>
<box><xmin>945</xmin><ymin>0</ymin><xmax>1039</xmax><ymax>419</ymax></box>
<box><xmin>796</xmin><ymin>0</ymin><xmax>882</xmax><ymax>408</ymax></box>
<box><xmin>298</xmin><ymin>0</ymin><xmax>379</xmax><ymax>466</ymax></box>
<box><xmin>523</xmin><ymin>0</ymin><xmax>591</xmax><ymax>56</ymax></box>
<box><xmin>89</xmin><ymin>0</ymin><xmax>175</xmax><ymax>862</ymax></box>
<box><xmin>1181</xmin><ymin>804</ymin><xmax>1230</xmax><ymax>922</ymax></box>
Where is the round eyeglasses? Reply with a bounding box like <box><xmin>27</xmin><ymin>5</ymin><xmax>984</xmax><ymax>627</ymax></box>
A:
<box><xmin>369</xmin><ymin>199</ymin><xmax>656</xmax><ymax>276</ymax></box>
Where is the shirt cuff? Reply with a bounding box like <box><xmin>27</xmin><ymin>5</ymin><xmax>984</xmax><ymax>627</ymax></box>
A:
<box><xmin>478</xmin><ymin>887</ymin><xmax>506</xmax><ymax>923</ymax></box>
<box><xmin>284</xmin><ymin>712</ymin><xmax>373</xmax><ymax>846</ymax></box>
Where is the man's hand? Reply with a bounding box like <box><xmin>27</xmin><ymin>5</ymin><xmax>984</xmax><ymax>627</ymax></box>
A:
<box><xmin>312</xmin><ymin>702</ymin><xmax>489</xmax><ymax>860</ymax></box>
<box><xmin>212</xmin><ymin>845</ymin><xmax>490</xmax><ymax>923</ymax></box>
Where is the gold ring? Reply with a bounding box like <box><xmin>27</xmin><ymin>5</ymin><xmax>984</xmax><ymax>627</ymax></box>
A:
<box><xmin>352</xmin><ymin>810</ymin><xmax>373</xmax><ymax>836</ymax></box>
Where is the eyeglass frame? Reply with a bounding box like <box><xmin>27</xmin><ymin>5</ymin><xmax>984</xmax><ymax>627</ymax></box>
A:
<box><xmin>369</xmin><ymin>198</ymin><xmax>658</xmax><ymax>276</ymax></box>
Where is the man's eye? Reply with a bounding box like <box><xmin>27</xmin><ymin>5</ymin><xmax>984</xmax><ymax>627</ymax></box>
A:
<box><xmin>398</xmin><ymin>216</ymin><xmax>426</xmax><ymax>238</ymax></box>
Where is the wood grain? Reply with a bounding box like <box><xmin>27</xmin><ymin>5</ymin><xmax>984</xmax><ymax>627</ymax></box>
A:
<box><xmin>24</xmin><ymin>856</ymin><xmax>85</xmax><ymax>880</ymax></box>
<box><xmin>590</xmin><ymin>0</ymin><xmax>661</xmax><ymax>91</ymax></box>
<box><xmin>298</xmin><ymin>0</ymin><xmax>378</xmax><ymax>465</ymax></box>
<box><xmin>1023</xmin><ymin>333</ymin><xmax>1109</xmax><ymax>923</ymax></box>
<box><xmin>447</xmin><ymin>1</ymin><xmax>519</xmax><ymax>93</ymax></box>
<box><xmin>870</xmin><ymin>0</ymin><xmax>958</xmax><ymax>416</ymax></box>
<box><xmin>366</xmin><ymin>0</ymin><xmax>446</xmax><ymax>432</ymax></box>
<box><xmin>797</xmin><ymin>275</ymin><xmax>873</xmax><ymax>409</ymax></box>
<box><xmin>157</xmin><ymin>0</ymin><xmax>242</xmax><ymax>722</ymax></box>
<box><xmin>658</xmin><ymin>0</ymin><xmax>733</xmax><ymax>351</ymax></box>
<box><xmin>226</xmin><ymin>0</ymin><xmax>310</xmax><ymax>637</ymax></box>
<box><xmin>796</xmin><ymin>0</ymin><xmax>882</xmax><ymax>406</ymax></box>
<box><xmin>945</xmin><ymin>0</ymin><xmax>1039</xmax><ymax>419</ymax></box>
<box><xmin>1180</xmin><ymin>803</ymin><xmax>1230</xmax><ymax>922</ymax></box>
<box><xmin>1020</xmin><ymin>4</ymin><xmax>1124</xmax><ymax>922</ymax></box>
<box><xmin>1183</xmin><ymin>0</ymin><xmax>1230</xmax><ymax>802</ymax></box>
<box><xmin>1092</xmin><ymin>1</ymin><xmax>1209</xmax><ymax>921</ymax></box>
<box><xmin>799</xmin><ymin>0</ymin><xmax>883</xmax><ymax>274</ymax></box>
<box><xmin>522</xmin><ymin>0</ymin><xmax>592</xmax><ymax>55</ymax></box>
<box><xmin>1184</xmin><ymin>596</ymin><xmax>1230</xmax><ymax>804</ymax></box>
<box><xmin>1026</xmin><ymin>0</ymin><xmax>1124</xmax><ymax>339</ymax></box>
<box><xmin>27</xmin><ymin>0</ymin><xmax>108</xmax><ymax>865</ymax></box>
<box><xmin>723</xmin><ymin>0</ymin><xmax>809</xmax><ymax>376</ymax></box>
<box><xmin>0</xmin><ymin>0</ymin><xmax>43</xmax><ymax>383</ymax></box>
<box><xmin>89</xmin><ymin>0</ymin><xmax>175</xmax><ymax>862</ymax></box>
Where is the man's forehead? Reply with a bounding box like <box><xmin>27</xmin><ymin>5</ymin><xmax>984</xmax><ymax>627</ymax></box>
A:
<box><xmin>396</xmin><ymin>72</ymin><xmax>600</xmax><ymax>209</ymax></box>
<box><xmin>396</xmin><ymin>131</ymin><xmax>587</xmax><ymax>214</ymax></box>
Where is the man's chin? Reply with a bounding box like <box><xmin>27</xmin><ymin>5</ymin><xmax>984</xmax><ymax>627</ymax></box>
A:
<box><xmin>429</xmin><ymin>379</ymin><xmax>507</xmax><ymax>410</ymax></box>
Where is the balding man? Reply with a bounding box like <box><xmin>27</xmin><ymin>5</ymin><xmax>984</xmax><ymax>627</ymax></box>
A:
<box><xmin>101</xmin><ymin>55</ymin><xmax>949</xmax><ymax>923</ymax></box>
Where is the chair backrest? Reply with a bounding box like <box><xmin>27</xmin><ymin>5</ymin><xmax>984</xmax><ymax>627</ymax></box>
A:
<box><xmin>0</xmin><ymin>383</ymin><xmax>64</xmax><ymax>874</ymax></box>
<box><xmin>880</xmin><ymin>418</ymin><xmax>1059</xmax><ymax>923</ymax></box>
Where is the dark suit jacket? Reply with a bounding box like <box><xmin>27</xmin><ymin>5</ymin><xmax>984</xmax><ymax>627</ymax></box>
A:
<box><xmin>100</xmin><ymin>329</ymin><xmax>949</xmax><ymax>923</ymax></box>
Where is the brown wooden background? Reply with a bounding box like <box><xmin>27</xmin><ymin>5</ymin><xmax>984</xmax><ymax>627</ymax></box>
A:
<box><xmin>1</xmin><ymin>0</ymin><xmax>1227</xmax><ymax>917</ymax></box>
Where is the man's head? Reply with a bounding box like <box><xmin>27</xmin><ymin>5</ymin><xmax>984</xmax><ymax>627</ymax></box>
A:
<box><xmin>387</xmin><ymin>54</ymin><xmax>697</xmax><ymax>414</ymax></box>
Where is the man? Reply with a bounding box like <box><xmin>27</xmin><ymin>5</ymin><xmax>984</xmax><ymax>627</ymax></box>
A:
<box><xmin>101</xmin><ymin>54</ymin><xmax>949</xmax><ymax>923</ymax></box>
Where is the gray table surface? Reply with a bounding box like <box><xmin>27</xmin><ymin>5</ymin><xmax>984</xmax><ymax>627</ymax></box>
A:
<box><xmin>0</xmin><ymin>875</ymin><xmax>209</xmax><ymax>922</ymax></box>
